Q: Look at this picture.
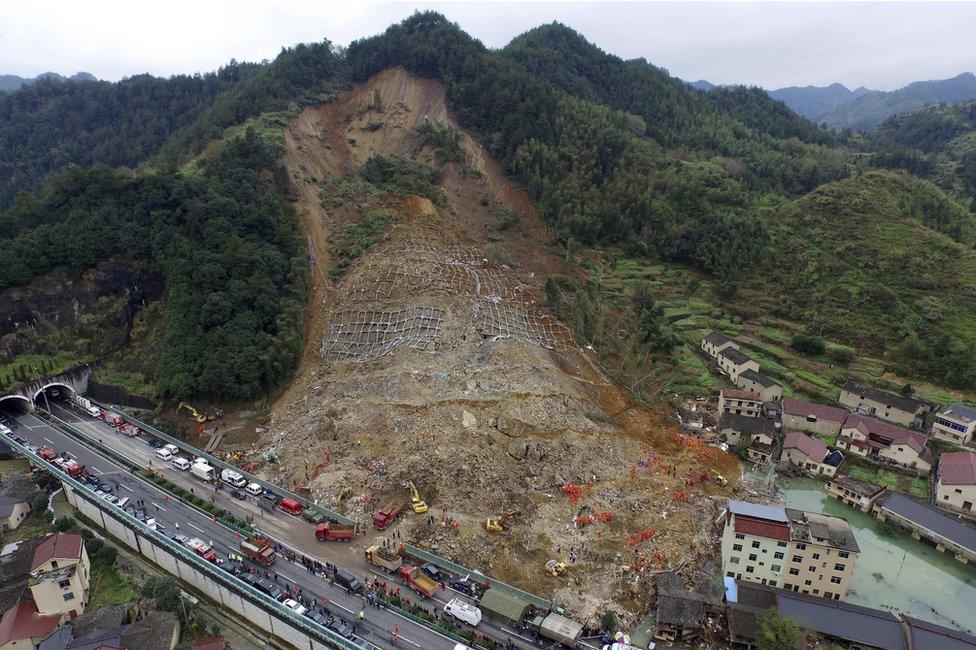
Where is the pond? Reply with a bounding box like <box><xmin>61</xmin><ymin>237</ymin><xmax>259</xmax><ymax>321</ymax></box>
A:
<box><xmin>778</xmin><ymin>478</ymin><xmax>976</xmax><ymax>634</ymax></box>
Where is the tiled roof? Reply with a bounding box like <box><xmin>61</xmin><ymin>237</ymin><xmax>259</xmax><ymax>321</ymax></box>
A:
<box><xmin>829</xmin><ymin>475</ymin><xmax>884</xmax><ymax>498</ymax></box>
<box><xmin>703</xmin><ymin>332</ymin><xmax>732</xmax><ymax>346</ymax></box>
<box><xmin>0</xmin><ymin>602</ymin><xmax>61</xmax><ymax>646</ymax></box>
<box><xmin>782</xmin><ymin>397</ymin><xmax>848</xmax><ymax>423</ymax></box>
<box><xmin>939</xmin><ymin>451</ymin><xmax>976</xmax><ymax>486</ymax></box>
<box><xmin>878</xmin><ymin>492</ymin><xmax>976</xmax><ymax>554</ymax></box>
<box><xmin>842</xmin><ymin>380</ymin><xmax>923</xmax><ymax>414</ymax></box>
<box><xmin>721</xmin><ymin>389</ymin><xmax>762</xmax><ymax>402</ymax></box>
<box><xmin>719</xmin><ymin>413</ymin><xmax>777</xmax><ymax>437</ymax></box>
<box><xmin>842</xmin><ymin>414</ymin><xmax>928</xmax><ymax>453</ymax></box>
<box><xmin>903</xmin><ymin>616</ymin><xmax>976</xmax><ymax>650</ymax></box>
<box><xmin>719</xmin><ymin>347</ymin><xmax>753</xmax><ymax>366</ymax></box>
<box><xmin>734</xmin><ymin>516</ymin><xmax>791</xmax><ymax>541</ymax></box>
<box><xmin>942</xmin><ymin>403</ymin><xmax>976</xmax><ymax>424</ymax></box>
<box><xmin>30</xmin><ymin>533</ymin><xmax>83</xmax><ymax>572</ymax></box>
<box><xmin>776</xmin><ymin>591</ymin><xmax>907</xmax><ymax>650</ymax></box>
<box><xmin>740</xmin><ymin>369</ymin><xmax>777</xmax><ymax>388</ymax></box>
<box><xmin>728</xmin><ymin>500</ymin><xmax>788</xmax><ymax>522</ymax></box>
<box><xmin>783</xmin><ymin>431</ymin><xmax>828</xmax><ymax>461</ymax></box>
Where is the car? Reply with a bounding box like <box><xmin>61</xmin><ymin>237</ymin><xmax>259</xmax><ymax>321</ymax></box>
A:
<box><xmin>333</xmin><ymin>570</ymin><xmax>363</xmax><ymax>594</ymax></box>
<box><xmin>421</xmin><ymin>563</ymin><xmax>443</xmax><ymax>583</ymax></box>
<box><xmin>147</xmin><ymin>438</ymin><xmax>165</xmax><ymax>449</ymax></box>
<box><xmin>171</xmin><ymin>533</ymin><xmax>189</xmax><ymax>545</ymax></box>
<box><xmin>450</xmin><ymin>578</ymin><xmax>481</xmax><ymax>597</ymax></box>
<box><xmin>172</xmin><ymin>457</ymin><xmax>191</xmax><ymax>471</ymax></box>
<box><xmin>327</xmin><ymin>617</ymin><xmax>356</xmax><ymax>639</ymax></box>
<box><xmin>230</xmin><ymin>490</ymin><xmax>246</xmax><ymax>501</ymax></box>
<box><xmin>255</xmin><ymin>578</ymin><xmax>285</xmax><ymax>601</ymax></box>
<box><xmin>145</xmin><ymin>518</ymin><xmax>164</xmax><ymax>531</ymax></box>
<box><xmin>163</xmin><ymin>443</ymin><xmax>180</xmax><ymax>455</ymax></box>
<box><xmin>93</xmin><ymin>490</ymin><xmax>107</xmax><ymax>499</ymax></box>
<box><xmin>245</xmin><ymin>482</ymin><xmax>264</xmax><ymax>496</ymax></box>
<box><xmin>115</xmin><ymin>497</ymin><xmax>130</xmax><ymax>509</ymax></box>
<box><xmin>283</xmin><ymin>598</ymin><xmax>308</xmax><ymax>615</ymax></box>
<box><xmin>154</xmin><ymin>448</ymin><xmax>173</xmax><ymax>461</ymax></box>
<box><xmin>103</xmin><ymin>494</ymin><xmax>118</xmax><ymax>504</ymax></box>
<box><xmin>304</xmin><ymin>609</ymin><xmax>329</xmax><ymax>625</ymax></box>
<box><xmin>238</xmin><ymin>572</ymin><xmax>260</xmax><ymax>589</ymax></box>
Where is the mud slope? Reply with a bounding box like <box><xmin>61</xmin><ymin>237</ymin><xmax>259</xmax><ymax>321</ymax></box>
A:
<box><xmin>263</xmin><ymin>67</ymin><xmax>737</xmax><ymax>623</ymax></box>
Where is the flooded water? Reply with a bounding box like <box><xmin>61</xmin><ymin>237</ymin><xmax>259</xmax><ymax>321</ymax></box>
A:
<box><xmin>778</xmin><ymin>478</ymin><xmax>976</xmax><ymax>634</ymax></box>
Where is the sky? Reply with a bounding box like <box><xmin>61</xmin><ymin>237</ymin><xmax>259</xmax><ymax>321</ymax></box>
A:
<box><xmin>2</xmin><ymin>1</ymin><xmax>975</xmax><ymax>91</ymax></box>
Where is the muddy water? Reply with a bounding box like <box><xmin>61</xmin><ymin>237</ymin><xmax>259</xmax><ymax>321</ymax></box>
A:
<box><xmin>778</xmin><ymin>478</ymin><xmax>976</xmax><ymax>634</ymax></box>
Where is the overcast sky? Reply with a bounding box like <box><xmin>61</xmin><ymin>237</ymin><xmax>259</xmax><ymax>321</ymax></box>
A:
<box><xmin>2</xmin><ymin>2</ymin><xmax>974</xmax><ymax>91</ymax></box>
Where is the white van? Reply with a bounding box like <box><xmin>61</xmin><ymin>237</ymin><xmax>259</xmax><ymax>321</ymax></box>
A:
<box><xmin>220</xmin><ymin>468</ymin><xmax>246</xmax><ymax>488</ymax></box>
<box><xmin>115</xmin><ymin>497</ymin><xmax>130</xmax><ymax>509</ymax></box>
<box><xmin>154</xmin><ymin>448</ymin><xmax>173</xmax><ymax>461</ymax></box>
<box><xmin>245</xmin><ymin>482</ymin><xmax>263</xmax><ymax>496</ymax></box>
<box><xmin>86</xmin><ymin>405</ymin><xmax>101</xmax><ymax>418</ymax></box>
<box><xmin>163</xmin><ymin>443</ymin><xmax>180</xmax><ymax>455</ymax></box>
<box><xmin>444</xmin><ymin>598</ymin><xmax>482</xmax><ymax>626</ymax></box>
<box><xmin>172</xmin><ymin>457</ymin><xmax>191</xmax><ymax>471</ymax></box>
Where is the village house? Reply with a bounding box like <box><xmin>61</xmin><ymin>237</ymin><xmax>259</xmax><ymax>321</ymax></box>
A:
<box><xmin>701</xmin><ymin>332</ymin><xmax>739</xmax><ymax>359</ymax></box>
<box><xmin>837</xmin><ymin>414</ymin><xmax>932</xmax><ymax>475</ymax></box>
<box><xmin>781</xmin><ymin>398</ymin><xmax>848</xmax><ymax>438</ymax></box>
<box><xmin>873</xmin><ymin>491</ymin><xmax>976</xmax><ymax>565</ymax></box>
<box><xmin>931</xmin><ymin>403</ymin><xmax>976</xmax><ymax>446</ymax></box>
<box><xmin>734</xmin><ymin>369</ymin><xmax>782</xmax><ymax>404</ymax></box>
<box><xmin>826</xmin><ymin>475</ymin><xmax>886</xmax><ymax>512</ymax></box>
<box><xmin>746</xmin><ymin>430</ymin><xmax>776</xmax><ymax>465</ymax></box>
<box><xmin>28</xmin><ymin>534</ymin><xmax>90</xmax><ymax>621</ymax></box>
<box><xmin>0</xmin><ymin>477</ymin><xmax>34</xmax><ymax>532</ymax></box>
<box><xmin>717</xmin><ymin>348</ymin><xmax>761</xmax><ymax>384</ymax></box>
<box><xmin>839</xmin><ymin>379</ymin><xmax>926</xmax><ymax>428</ymax></box>
<box><xmin>780</xmin><ymin>432</ymin><xmax>841</xmax><ymax>477</ymax></box>
<box><xmin>718</xmin><ymin>389</ymin><xmax>764</xmax><ymax>418</ymax></box>
<box><xmin>719</xmin><ymin>413</ymin><xmax>777</xmax><ymax>447</ymax></box>
<box><xmin>721</xmin><ymin>500</ymin><xmax>859</xmax><ymax>600</ymax></box>
<box><xmin>936</xmin><ymin>451</ymin><xmax>976</xmax><ymax>516</ymax></box>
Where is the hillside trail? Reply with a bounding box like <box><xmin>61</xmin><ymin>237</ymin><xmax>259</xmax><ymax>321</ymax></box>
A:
<box><xmin>261</xmin><ymin>67</ymin><xmax>737</xmax><ymax>624</ymax></box>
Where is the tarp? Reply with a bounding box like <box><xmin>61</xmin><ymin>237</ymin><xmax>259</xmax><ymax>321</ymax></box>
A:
<box><xmin>479</xmin><ymin>588</ymin><xmax>531</xmax><ymax>626</ymax></box>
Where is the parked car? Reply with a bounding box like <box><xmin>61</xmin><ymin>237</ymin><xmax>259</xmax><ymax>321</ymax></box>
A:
<box><xmin>304</xmin><ymin>609</ymin><xmax>329</xmax><ymax>625</ymax></box>
<box><xmin>450</xmin><ymin>577</ymin><xmax>481</xmax><ymax>597</ymax></box>
<box><xmin>443</xmin><ymin>598</ymin><xmax>482</xmax><ymax>626</ymax></box>
<box><xmin>256</xmin><ymin>578</ymin><xmax>285</xmax><ymax>601</ymax></box>
<box><xmin>147</xmin><ymin>438</ymin><xmax>164</xmax><ymax>449</ymax></box>
<box><xmin>154</xmin><ymin>448</ymin><xmax>173</xmax><ymax>461</ymax></box>
<box><xmin>283</xmin><ymin>598</ymin><xmax>307</xmax><ymax>615</ymax></box>
<box><xmin>333</xmin><ymin>569</ymin><xmax>363</xmax><ymax>594</ymax></box>
<box><xmin>163</xmin><ymin>443</ymin><xmax>180</xmax><ymax>455</ymax></box>
<box><xmin>421</xmin><ymin>563</ymin><xmax>443</xmax><ymax>583</ymax></box>
<box><xmin>172</xmin><ymin>457</ymin><xmax>191</xmax><ymax>471</ymax></box>
<box><xmin>171</xmin><ymin>533</ymin><xmax>189</xmax><ymax>545</ymax></box>
<box><xmin>230</xmin><ymin>489</ymin><xmax>246</xmax><ymax>501</ymax></box>
<box><xmin>327</xmin><ymin>617</ymin><xmax>356</xmax><ymax>639</ymax></box>
<box><xmin>245</xmin><ymin>482</ymin><xmax>264</xmax><ymax>496</ymax></box>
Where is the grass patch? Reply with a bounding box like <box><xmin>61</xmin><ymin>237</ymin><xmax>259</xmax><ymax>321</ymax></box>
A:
<box><xmin>0</xmin><ymin>353</ymin><xmax>81</xmax><ymax>391</ymax></box>
<box><xmin>88</xmin><ymin>564</ymin><xmax>138</xmax><ymax>611</ymax></box>
<box><xmin>5</xmin><ymin>512</ymin><xmax>53</xmax><ymax>542</ymax></box>
<box><xmin>910</xmin><ymin>478</ymin><xmax>929</xmax><ymax>498</ymax></box>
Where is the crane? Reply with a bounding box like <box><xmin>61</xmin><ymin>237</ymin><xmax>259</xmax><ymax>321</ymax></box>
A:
<box><xmin>485</xmin><ymin>511</ymin><xmax>519</xmax><ymax>533</ymax></box>
<box><xmin>409</xmin><ymin>482</ymin><xmax>428</xmax><ymax>514</ymax></box>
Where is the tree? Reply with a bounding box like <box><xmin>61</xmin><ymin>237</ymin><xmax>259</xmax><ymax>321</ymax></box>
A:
<box><xmin>52</xmin><ymin>516</ymin><xmax>76</xmax><ymax>532</ymax></box>
<box><xmin>632</xmin><ymin>282</ymin><xmax>677</xmax><ymax>352</ymax></box>
<box><xmin>600</xmin><ymin>610</ymin><xmax>618</xmax><ymax>632</ymax></box>
<box><xmin>97</xmin><ymin>546</ymin><xmax>118</xmax><ymax>568</ymax></box>
<box><xmin>26</xmin><ymin>490</ymin><xmax>49</xmax><ymax>512</ymax></box>
<box><xmin>143</xmin><ymin>576</ymin><xmax>184</xmax><ymax>616</ymax></box>
<box><xmin>791</xmin><ymin>334</ymin><xmax>826</xmax><ymax>356</ymax></box>
<box><xmin>756</xmin><ymin>608</ymin><xmax>803</xmax><ymax>650</ymax></box>
<box><xmin>900</xmin><ymin>383</ymin><xmax>915</xmax><ymax>397</ymax></box>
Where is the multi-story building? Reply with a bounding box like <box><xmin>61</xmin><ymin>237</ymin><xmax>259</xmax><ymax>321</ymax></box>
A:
<box><xmin>28</xmin><ymin>533</ymin><xmax>90</xmax><ymax>620</ymax></box>
<box><xmin>717</xmin><ymin>348</ymin><xmax>761</xmax><ymax>384</ymax></box>
<box><xmin>735</xmin><ymin>369</ymin><xmax>782</xmax><ymax>404</ymax></box>
<box><xmin>936</xmin><ymin>451</ymin><xmax>976</xmax><ymax>516</ymax></box>
<box><xmin>931</xmin><ymin>404</ymin><xmax>976</xmax><ymax>446</ymax></box>
<box><xmin>721</xmin><ymin>500</ymin><xmax>859</xmax><ymax>601</ymax></box>
<box><xmin>718</xmin><ymin>389</ymin><xmax>764</xmax><ymax>418</ymax></box>
<box><xmin>780</xmin><ymin>432</ymin><xmax>840</xmax><ymax>477</ymax></box>
<box><xmin>837</xmin><ymin>414</ymin><xmax>932</xmax><ymax>475</ymax></box>
<box><xmin>701</xmin><ymin>332</ymin><xmax>739</xmax><ymax>359</ymax></box>
<box><xmin>781</xmin><ymin>398</ymin><xmax>848</xmax><ymax>438</ymax></box>
<box><xmin>826</xmin><ymin>475</ymin><xmax>886</xmax><ymax>512</ymax></box>
<box><xmin>839</xmin><ymin>380</ymin><xmax>926</xmax><ymax>428</ymax></box>
<box><xmin>719</xmin><ymin>413</ymin><xmax>777</xmax><ymax>447</ymax></box>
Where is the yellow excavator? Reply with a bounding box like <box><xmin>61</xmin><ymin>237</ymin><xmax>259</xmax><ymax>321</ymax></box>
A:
<box><xmin>545</xmin><ymin>559</ymin><xmax>567</xmax><ymax>577</ymax></box>
<box><xmin>177</xmin><ymin>402</ymin><xmax>211</xmax><ymax>424</ymax></box>
<box><xmin>409</xmin><ymin>482</ymin><xmax>428</xmax><ymax>514</ymax></box>
<box><xmin>485</xmin><ymin>511</ymin><xmax>519</xmax><ymax>533</ymax></box>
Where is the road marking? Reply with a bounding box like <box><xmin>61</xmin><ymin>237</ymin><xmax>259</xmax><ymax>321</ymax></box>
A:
<box><xmin>187</xmin><ymin>522</ymin><xmax>206</xmax><ymax>534</ymax></box>
<box><xmin>43</xmin><ymin>437</ymin><xmax>54</xmax><ymax>445</ymax></box>
<box><xmin>397</xmin><ymin>635</ymin><xmax>421</xmax><ymax>648</ymax></box>
<box><xmin>90</xmin><ymin>468</ymin><xmax>104</xmax><ymax>475</ymax></box>
<box><xmin>120</xmin><ymin>484</ymin><xmax>134</xmax><ymax>493</ymax></box>
<box><xmin>152</xmin><ymin>502</ymin><xmax>167</xmax><ymax>512</ymax></box>
<box><xmin>65</xmin><ymin>452</ymin><xmax>75</xmax><ymax>459</ymax></box>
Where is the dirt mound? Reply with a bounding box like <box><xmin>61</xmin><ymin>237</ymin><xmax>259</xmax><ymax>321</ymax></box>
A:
<box><xmin>258</xmin><ymin>67</ymin><xmax>736</xmax><ymax>624</ymax></box>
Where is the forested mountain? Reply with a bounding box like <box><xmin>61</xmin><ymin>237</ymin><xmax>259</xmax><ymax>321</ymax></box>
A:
<box><xmin>768</xmin><ymin>82</ymin><xmax>875</xmax><ymax>121</ymax></box>
<box><xmin>0</xmin><ymin>71</ymin><xmax>96</xmax><ymax>93</ymax></box>
<box><xmin>2</xmin><ymin>11</ymin><xmax>975</xmax><ymax>396</ymax></box>
<box><xmin>819</xmin><ymin>72</ymin><xmax>976</xmax><ymax>131</ymax></box>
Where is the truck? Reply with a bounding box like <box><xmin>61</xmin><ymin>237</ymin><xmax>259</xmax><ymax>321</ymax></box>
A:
<box><xmin>190</xmin><ymin>461</ymin><xmax>216</xmax><ymax>482</ymax></box>
<box><xmin>39</xmin><ymin>446</ymin><xmax>57</xmax><ymax>461</ymax></box>
<box><xmin>301</xmin><ymin>507</ymin><xmax>326</xmax><ymax>525</ymax></box>
<box><xmin>399</xmin><ymin>564</ymin><xmax>440</xmax><ymax>598</ymax></box>
<box><xmin>372</xmin><ymin>500</ymin><xmax>405</xmax><ymax>530</ymax></box>
<box><xmin>365</xmin><ymin>544</ymin><xmax>403</xmax><ymax>572</ymax></box>
<box><xmin>220</xmin><ymin>468</ymin><xmax>247</xmax><ymax>488</ymax></box>
<box><xmin>64</xmin><ymin>461</ymin><xmax>86</xmax><ymax>478</ymax></box>
<box><xmin>531</xmin><ymin>612</ymin><xmax>583</xmax><ymax>648</ymax></box>
<box><xmin>73</xmin><ymin>395</ymin><xmax>101</xmax><ymax>418</ymax></box>
<box><xmin>315</xmin><ymin>522</ymin><xmax>356</xmax><ymax>542</ymax></box>
<box><xmin>277</xmin><ymin>498</ymin><xmax>303</xmax><ymax>515</ymax></box>
<box><xmin>186</xmin><ymin>538</ymin><xmax>217</xmax><ymax>562</ymax></box>
<box><xmin>240</xmin><ymin>535</ymin><xmax>277</xmax><ymax>566</ymax></box>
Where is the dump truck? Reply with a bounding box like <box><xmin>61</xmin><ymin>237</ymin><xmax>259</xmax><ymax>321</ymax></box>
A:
<box><xmin>365</xmin><ymin>544</ymin><xmax>403</xmax><ymax>572</ymax></box>
<box><xmin>190</xmin><ymin>461</ymin><xmax>215</xmax><ymax>482</ymax></box>
<box><xmin>400</xmin><ymin>564</ymin><xmax>440</xmax><ymax>598</ymax></box>
<box><xmin>240</xmin><ymin>535</ymin><xmax>277</xmax><ymax>566</ymax></box>
<box><xmin>373</xmin><ymin>500</ymin><xmax>405</xmax><ymax>530</ymax></box>
<box><xmin>315</xmin><ymin>522</ymin><xmax>356</xmax><ymax>542</ymax></box>
<box><xmin>532</xmin><ymin>612</ymin><xmax>583</xmax><ymax>648</ymax></box>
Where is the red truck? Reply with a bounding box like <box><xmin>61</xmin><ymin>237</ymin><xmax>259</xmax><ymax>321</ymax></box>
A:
<box><xmin>400</xmin><ymin>564</ymin><xmax>440</xmax><ymax>598</ymax></box>
<box><xmin>240</xmin><ymin>536</ymin><xmax>277</xmax><ymax>566</ymax></box>
<box><xmin>186</xmin><ymin>538</ymin><xmax>217</xmax><ymax>562</ymax></box>
<box><xmin>277</xmin><ymin>498</ymin><xmax>303</xmax><ymax>516</ymax></box>
<box><xmin>39</xmin><ymin>447</ymin><xmax>57</xmax><ymax>461</ymax></box>
<box><xmin>316</xmin><ymin>522</ymin><xmax>356</xmax><ymax>542</ymax></box>
<box><xmin>64</xmin><ymin>461</ymin><xmax>86</xmax><ymax>478</ymax></box>
<box><xmin>372</xmin><ymin>500</ymin><xmax>405</xmax><ymax>530</ymax></box>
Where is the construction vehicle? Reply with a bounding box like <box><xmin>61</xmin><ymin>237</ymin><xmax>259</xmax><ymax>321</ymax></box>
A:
<box><xmin>240</xmin><ymin>535</ymin><xmax>277</xmax><ymax>566</ymax></box>
<box><xmin>409</xmin><ymin>482</ymin><xmax>428</xmax><ymax>514</ymax></box>
<box><xmin>714</xmin><ymin>474</ymin><xmax>729</xmax><ymax>486</ymax></box>
<box><xmin>545</xmin><ymin>559</ymin><xmax>567</xmax><ymax>577</ymax></box>
<box><xmin>532</xmin><ymin>612</ymin><xmax>584</xmax><ymax>648</ymax></box>
<box><xmin>365</xmin><ymin>543</ymin><xmax>404</xmax><ymax>572</ymax></box>
<box><xmin>373</xmin><ymin>500</ymin><xmax>406</xmax><ymax>530</ymax></box>
<box><xmin>177</xmin><ymin>401</ymin><xmax>212</xmax><ymax>424</ymax></box>
<box><xmin>315</xmin><ymin>522</ymin><xmax>356</xmax><ymax>542</ymax></box>
<box><xmin>399</xmin><ymin>564</ymin><xmax>440</xmax><ymax>598</ymax></box>
<box><xmin>485</xmin><ymin>510</ymin><xmax>519</xmax><ymax>533</ymax></box>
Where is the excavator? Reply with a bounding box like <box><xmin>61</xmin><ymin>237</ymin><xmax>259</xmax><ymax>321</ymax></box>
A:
<box><xmin>545</xmin><ymin>559</ymin><xmax>567</xmax><ymax>577</ymax></box>
<box><xmin>485</xmin><ymin>511</ymin><xmax>519</xmax><ymax>533</ymax></box>
<box><xmin>409</xmin><ymin>482</ymin><xmax>428</xmax><ymax>514</ymax></box>
<box><xmin>177</xmin><ymin>402</ymin><xmax>212</xmax><ymax>424</ymax></box>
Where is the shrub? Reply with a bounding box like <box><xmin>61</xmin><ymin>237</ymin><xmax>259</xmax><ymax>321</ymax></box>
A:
<box><xmin>97</xmin><ymin>546</ymin><xmax>118</xmax><ymax>567</ymax></box>
<box><xmin>791</xmin><ymin>334</ymin><xmax>826</xmax><ymax>355</ymax></box>
<box><xmin>600</xmin><ymin>610</ymin><xmax>618</xmax><ymax>631</ymax></box>
<box><xmin>828</xmin><ymin>346</ymin><xmax>854</xmax><ymax>365</ymax></box>
<box><xmin>53</xmin><ymin>517</ymin><xmax>76</xmax><ymax>532</ymax></box>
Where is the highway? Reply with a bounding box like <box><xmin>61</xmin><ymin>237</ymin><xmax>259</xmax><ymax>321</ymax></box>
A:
<box><xmin>2</xmin><ymin>398</ymin><xmax>554</xmax><ymax>650</ymax></box>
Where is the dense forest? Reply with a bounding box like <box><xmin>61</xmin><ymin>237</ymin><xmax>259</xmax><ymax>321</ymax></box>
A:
<box><xmin>2</xmin><ymin>11</ymin><xmax>976</xmax><ymax>395</ymax></box>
